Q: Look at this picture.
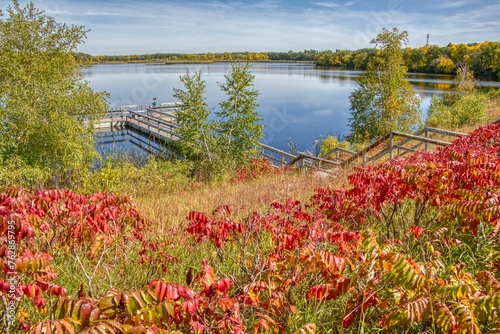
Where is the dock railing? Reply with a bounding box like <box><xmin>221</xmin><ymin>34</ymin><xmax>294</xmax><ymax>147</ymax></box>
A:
<box><xmin>267</xmin><ymin>126</ymin><xmax>467</xmax><ymax>172</ymax></box>
<box><xmin>128</xmin><ymin>110</ymin><xmax>180</xmax><ymax>141</ymax></box>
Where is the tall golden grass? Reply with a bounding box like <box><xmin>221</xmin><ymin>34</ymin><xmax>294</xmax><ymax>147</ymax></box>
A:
<box><xmin>129</xmin><ymin>169</ymin><xmax>345</xmax><ymax>230</ymax></box>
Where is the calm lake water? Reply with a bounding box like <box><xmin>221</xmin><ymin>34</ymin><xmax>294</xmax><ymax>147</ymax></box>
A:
<box><xmin>83</xmin><ymin>62</ymin><xmax>500</xmax><ymax>154</ymax></box>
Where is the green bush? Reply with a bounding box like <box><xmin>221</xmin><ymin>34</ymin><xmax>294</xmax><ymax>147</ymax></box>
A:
<box><xmin>426</xmin><ymin>92</ymin><xmax>485</xmax><ymax>130</ymax></box>
<box><xmin>0</xmin><ymin>156</ymin><xmax>52</xmax><ymax>189</ymax></box>
<box><xmin>78</xmin><ymin>157</ymin><xmax>192</xmax><ymax>194</ymax></box>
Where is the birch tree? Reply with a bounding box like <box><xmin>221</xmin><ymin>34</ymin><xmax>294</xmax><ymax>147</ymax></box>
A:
<box><xmin>348</xmin><ymin>28</ymin><xmax>421</xmax><ymax>144</ymax></box>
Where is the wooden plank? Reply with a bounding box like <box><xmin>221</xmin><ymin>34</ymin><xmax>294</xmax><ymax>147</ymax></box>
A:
<box><xmin>321</xmin><ymin>147</ymin><xmax>356</xmax><ymax>158</ymax></box>
<box><xmin>391</xmin><ymin>131</ymin><xmax>451</xmax><ymax>146</ymax></box>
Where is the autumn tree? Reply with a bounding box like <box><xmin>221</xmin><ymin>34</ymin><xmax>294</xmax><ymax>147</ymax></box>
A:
<box><xmin>319</xmin><ymin>135</ymin><xmax>350</xmax><ymax>156</ymax></box>
<box><xmin>0</xmin><ymin>1</ymin><xmax>108</xmax><ymax>187</ymax></box>
<box><xmin>348</xmin><ymin>27</ymin><xmax>422</xmax><ymax>144</ymax></box>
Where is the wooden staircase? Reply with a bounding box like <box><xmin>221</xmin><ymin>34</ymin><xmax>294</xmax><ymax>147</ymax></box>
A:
<box><xmin>260</xmin><ymin>126</ymin><xmax>467</xmax><ymax>172</ymax></box>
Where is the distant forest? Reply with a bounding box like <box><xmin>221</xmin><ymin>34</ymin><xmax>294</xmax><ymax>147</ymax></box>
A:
<box><xmin>76</xmin><ymin>41</ymin><xmax>500</xmax><ymax>80</ymax></box>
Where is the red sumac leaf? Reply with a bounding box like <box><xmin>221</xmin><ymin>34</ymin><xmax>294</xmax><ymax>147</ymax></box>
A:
<box><xmin>210</xmin><ymin>278</ymin><xmax>234</xmax><ymax>296</ymax></box>
<box><xmin>80</xmin><ymin>303</ymin><xmax>93</xmax><ymax>327</ymax></box>
<box><xmin>183</xmin><ymin>298</ymin><xmax>200</xmax><ymax>314</ymax></box>
<box><xmin>317</xmin><ymin>251</ymin><xmax>346</xmax><ymax>276</ymax></box>
<box><xmin>22</xmin><ymin>284</ymin><xmax>40</xmax><ymax>298</ymax></box>
<box><xmin>306</xmin><ymin>277</ymin><xmax>350</xmax><ymax>300</ymax></box>
<box><xmin>191</xmin><ymin>321</ymin><xmax>204</xmax><ymax>334</ymax></box>
<box><xmin>343</xmin><ymin>312</ymin><xmax>356</xmax><ymax>328</ymax></box>
<box><xmin>187</xmin><ymin>211</ymin><xmax>208</xmax><ymax>224</ymax></box>
<box><xmin>212</xmin><ymin>205</ymin><xmax>232</xmax><ymax>217</ymax></box>
<box><xmin>410</xmin><ymin>225</ymin><xmax>424</xmax><ymax>239</ymax></box>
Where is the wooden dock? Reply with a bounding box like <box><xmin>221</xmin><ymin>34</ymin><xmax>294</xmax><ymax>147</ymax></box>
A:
<box><xmin>94</xmin><ymin>103</ymin><xmax>182</xmax><ymax>143</ymax></box>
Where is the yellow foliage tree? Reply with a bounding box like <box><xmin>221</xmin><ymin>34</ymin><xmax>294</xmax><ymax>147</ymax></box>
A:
<box><xmin>437</xmin><ymin>57</ymin><xmax>456</xmax><ymax>73</ymax></box>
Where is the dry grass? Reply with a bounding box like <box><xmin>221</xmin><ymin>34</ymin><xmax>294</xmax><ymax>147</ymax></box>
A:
<box><xmin>129</xmin><ymin>169</ymin><xmax>346</xmax><ymax>230</ymax></box>
<box><xmin>485</xmin><ymin>93</ymin><xmax>500</xmax><ymax>122</ymax></box>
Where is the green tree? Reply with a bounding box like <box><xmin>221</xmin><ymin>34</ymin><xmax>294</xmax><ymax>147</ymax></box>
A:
<box><xmin>172</xmin><ymin>70</ymin><xmax>216</xmax><ymax>162</ymax></box>
<box><xmin>0</xmin><ymin>1</ymin><xmax>108</xmax><ymax>187</ymax></box>
<box><xmin>347</xmin><ymin>27</ymin><xmax>421</xmax><ymax>144</ymax></box>
<box><xmin>216</xmin><ymin>63</ymin><xmax>263</xmax><ymax>169</ymax></box>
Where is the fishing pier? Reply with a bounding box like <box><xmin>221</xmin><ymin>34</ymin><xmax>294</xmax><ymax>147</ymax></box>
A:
<box><xmin>94</xmin><ymin>103</ymin><xmax>182</xmax><ymax>156</ymax></box>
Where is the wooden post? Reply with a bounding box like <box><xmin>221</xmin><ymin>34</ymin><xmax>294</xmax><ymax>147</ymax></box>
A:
<box><xmin>425</xmin><ymin>129</ymin><xmax>429</xmax><ymax>152</ymax></box>
<box><xmin>390</xmin><ymin>133</ymin><xmax>394</xmax><ymax>160</ymax></box>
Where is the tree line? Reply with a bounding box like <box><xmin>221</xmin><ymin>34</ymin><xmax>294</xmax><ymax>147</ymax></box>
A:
<box><xmin>315</xmin><ymin>41</ymin><xmax>500</xmax><ymax>80</ymax></box>
<box><xmin>75</xmin><ymin>50</ymin><xmax>319</xmax><ymax>64</ymax></box>
<box><xmin>76</xmin><ymin>42</ymin><xmax>500</xmax><ymax>80</ymax></box>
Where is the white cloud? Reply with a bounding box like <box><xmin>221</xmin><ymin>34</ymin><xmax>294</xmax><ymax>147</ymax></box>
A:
<box><xmin>315</xmin><ymin>1</ymin><xmax>355</xmax><ymax>9</ymax></box>
<box><xmin>435</xmin><ymin>0</ymin><xmax>476</xmax><ymax>9</ymax></box>
<box><xmin>2</xmin><ymin>0</ymin><xmax>498</xmax><ymax>55</ymax></box>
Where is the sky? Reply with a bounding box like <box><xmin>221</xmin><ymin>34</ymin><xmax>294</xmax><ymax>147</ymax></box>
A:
<box><xmin>1</xmin><ymin>0</ymin><xmax>499</xmax><ymax>55</ymax></box>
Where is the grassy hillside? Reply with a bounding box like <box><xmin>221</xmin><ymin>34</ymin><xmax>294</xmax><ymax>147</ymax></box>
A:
<box><xmin>2</xmin><ymin>123</ymin><xmax>500</xmax><ymax>333</ymax></box>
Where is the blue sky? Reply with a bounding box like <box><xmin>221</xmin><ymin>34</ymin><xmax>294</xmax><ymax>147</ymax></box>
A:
<box><xmin>2</xmin><ymin>0</ymin><xmax>499</xmax><ymax>55</ymax></box>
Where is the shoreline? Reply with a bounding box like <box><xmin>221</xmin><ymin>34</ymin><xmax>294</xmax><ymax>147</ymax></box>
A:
<box><xmin>82</xmin><ymin>60</ymin><xmax>317</xmax><ymax>66</ymax></box>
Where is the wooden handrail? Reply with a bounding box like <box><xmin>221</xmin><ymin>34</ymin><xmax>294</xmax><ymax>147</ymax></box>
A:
<box><xmin>342</xmin><ymin>132</ymin><xmax>392</xmax><ymax>166</ymax></box>
<box><xmin>320</xmin><ymin>126</ymin><xmax>464</xmax><ymax>164</ymax></box>
<box><xmin>421</xmin><ymin>127</ymin><xmax>465</xmax><ymax>137</ymax></box>
<box><xmin>321</xmin><ymin>147</ymin><xmax>357</xmax><ymax>159</ymax></box>
<box><xmin>128</xmin><ymin>110</ymin><xmax>180</xmax><ymax>129</ymax></box>
<box><xmin>146</xmin><ymin>108</ymin><xmax>178</xmax><ymax>121</ymax></box>
<box><xmin>259</xmin><ymin>143</ymin><xmax>297</xmax><ymax>160</ymax></box>
<box><xmin>341</xmin><ymin>131</ymin><xmax>452</xmax><ymax>167</ymax></box>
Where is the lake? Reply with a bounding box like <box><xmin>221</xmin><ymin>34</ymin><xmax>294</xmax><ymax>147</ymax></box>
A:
<box><xmin>83</xmin><ymin>62</ymin><xmax>500</xmax><ymax>154</ymax></box>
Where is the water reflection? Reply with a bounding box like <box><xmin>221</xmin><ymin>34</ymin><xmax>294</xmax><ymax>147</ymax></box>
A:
<box><xmin>83</xmin><ymin>63</ymin><xmax>499</xmax><ymax>153</ymax></box>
